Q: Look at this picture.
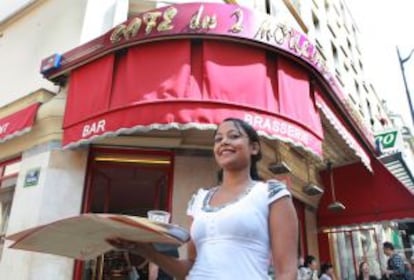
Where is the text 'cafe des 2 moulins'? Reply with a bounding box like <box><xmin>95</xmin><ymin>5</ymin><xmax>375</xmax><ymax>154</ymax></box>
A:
<box><xmin>7</xmin><ymin>2</ymin><xmax>413</xmax><ymax>279</ymax></box>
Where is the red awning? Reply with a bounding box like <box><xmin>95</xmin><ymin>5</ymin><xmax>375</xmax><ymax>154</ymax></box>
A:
<box><xmin>315</xmin><ymin>88</ymin><xmax>371</xmax><ymax>171</ymax></box>
<box><xmin>0</xmin><ymin>103</ymin><xmax>40</xmax><ymax>143</ymax></box>
<box><xmin>318</xmin><ymin>156</ymin><xmax>414</xmax><ymax>228</ymax></box>
<box><xmin>63</xmin><ymin>39</ymin><xmax>324</xmax><ymax>155</ymax></box>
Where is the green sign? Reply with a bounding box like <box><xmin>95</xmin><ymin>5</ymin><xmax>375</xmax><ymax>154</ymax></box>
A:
<box><xmin>375</xmin><ymin>130</ymin><xmax>398</xmax><ymax>149</ymax></box>
<box><xmin>24</xmin><ymin>168</ymin><xmax>41</xmax><ymax>188</ymax></box>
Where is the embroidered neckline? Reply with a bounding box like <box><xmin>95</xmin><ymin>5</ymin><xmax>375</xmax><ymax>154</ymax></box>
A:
<box><xmin>202</xmin><ymin>181</ymin><xmax>257</xmax><ymax>212</ymax></box>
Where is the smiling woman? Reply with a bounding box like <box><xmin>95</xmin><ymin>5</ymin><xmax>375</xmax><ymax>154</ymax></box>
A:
<box><xmin>107</xmin><ymin>118</ymin><xmax>299</xmax><ymax>280</ymax></box>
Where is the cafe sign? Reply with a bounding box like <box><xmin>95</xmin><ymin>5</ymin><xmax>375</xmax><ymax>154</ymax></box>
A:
<box><xmin>41</xmin><ymin>3</ymin><xmax>332</xmax><ymax>85</ymax></box>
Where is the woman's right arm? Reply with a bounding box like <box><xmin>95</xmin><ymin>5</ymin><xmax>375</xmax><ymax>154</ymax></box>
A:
<box><xmin>146</xmin><ymin>239</ymin><xmax>196</xmax><ymax>280</ymax></box>
<box><xmin>107</xmin><ymin>237</ymin><xmax>195</xmax><ymax>280</ymax></box>
<box><xmin>106</xmin><ymin>220</ymin><xmax>196</xmax><ymax>280</ymax></box>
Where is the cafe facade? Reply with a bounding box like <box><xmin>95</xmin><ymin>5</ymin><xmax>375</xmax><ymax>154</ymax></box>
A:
<box><xmin>1</xmin><ymin>2</ymin><xmax>413</xmax><ymax>279</ymax></box>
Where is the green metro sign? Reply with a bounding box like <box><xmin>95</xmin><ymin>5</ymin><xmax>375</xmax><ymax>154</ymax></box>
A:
<box><xmin>375</xmin><ymin>130</ymin><xmax>398</xmax><ymax>149</ymax></box>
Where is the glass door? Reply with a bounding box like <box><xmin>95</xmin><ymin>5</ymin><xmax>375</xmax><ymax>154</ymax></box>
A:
<box><xmin>326</xmin><ymin>228</ymin><xmax>382</xmax><ymax>280</ymax></box>
<box><xmin>76</xmin><ymin>148</ymin><xmax>174</xmax><ymax>280</ymax></box>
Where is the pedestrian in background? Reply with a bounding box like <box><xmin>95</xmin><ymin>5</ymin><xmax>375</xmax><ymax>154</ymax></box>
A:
<box><xmin>382</xmin><ymin>241</ymin><xmax>411</xmax><ymax>280</ymax></box>
<box><xmin>298</xmin><ymin>255</ymin><xmax>318</xmax><ymax>280</ymax></box>
<box><xmin>319</xmin><ymin>263</ymin><xmax>335</xmax><ymax>280</ymax></box>
<box><xmin>358</xmin><ymin>261</ymin><xmax>378</xmax><ymax>280</ymax></box>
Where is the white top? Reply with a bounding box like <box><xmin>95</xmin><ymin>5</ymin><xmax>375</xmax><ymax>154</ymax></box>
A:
<box><xmin>319</xmin><ymin>274</ymin><xmax>332</xmax><ymax>280</ymax></box>
<box><xmin>186</xmin><ymin>180</ymin><xmax>291</xmax><ymax>280</ymax></box>
<box><xmin>298</xmin><ymin>267</ymin><xmax>319</xmax><ymax>280</ymax></box>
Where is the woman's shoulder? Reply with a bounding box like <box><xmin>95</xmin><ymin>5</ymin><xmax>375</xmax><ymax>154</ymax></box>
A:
<box><xmin>254</xmin><ymin>179</ymin><xmax>290</xmax><ymax>203</ymax></box>
<box><xmin>186</xmin><ymin>187</ymin><xmax>214</xmax><ymax>216</ymax></box>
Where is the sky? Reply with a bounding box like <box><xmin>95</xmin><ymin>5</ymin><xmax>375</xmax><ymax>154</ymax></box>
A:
<box><xmin>346</xmin><ymin>0</ymin><xmax>414</xmax><ymax>130</ymax></box>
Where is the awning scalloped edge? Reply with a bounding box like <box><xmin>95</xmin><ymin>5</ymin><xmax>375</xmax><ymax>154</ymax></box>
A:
<box><xmin>63</xmin><ymin>122</ymin><xmax>323</xmax><ymax>160</ymax></box>
<box><xmin>316</xmin><ymin>102</ymin><xmax>372</xmax><ymax>172</ymax></box>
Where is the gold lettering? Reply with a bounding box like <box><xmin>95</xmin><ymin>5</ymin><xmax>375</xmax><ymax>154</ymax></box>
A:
<box><xmin>273</xmin><ymin>24</ymin><xmax>288</xmax><ymax>45</ymax></box>
<box><xmin>189</xmin><ymin>5</ymin><xmax>216</xmax><ymax>30</ymax></box>
<box><xmin>202</xmin><ymin>15</ymin><xmax>217</xmax><ymax>29</ymax></box>
<box><xmin>110</xmin><ymin>24</ymin><xmax>126</xmax><ymax>43</ymax></box>
<box><xmin>190</xmin><ymin>5</ymin><xmax>204</xmax><ymax>29</ymax></box>
<box><xmin>143</xmin><ymin>11</ymin><xmax>162</xmax><ymax>35</ymax></box>
<box><xmin>299</xmin><ymin>40</ymin><xmax>310</xmax><ymax>57</ymax></box>
<box><xmin>287</xmin><ymin>30</ymin><xmax>299</xmax><ymax>50</ymax></box>
<box><xmin>157</xmin><ymin>7</ymin><xmax>177</xmax><ymax>32</ymax></box>
<box><xmin>254</xmin><ymin>19</ymin><xmax>274</xmax><ymax>41</ymax></box>
<box><xmin>123</xmin><ymin>17</ymin><xmax>142</xmax><ymax>39</ymax></box>
<box><xmin>229</xmin><ymin>8</ymin><xmax>244</xmax><ymax>33</ymax></box>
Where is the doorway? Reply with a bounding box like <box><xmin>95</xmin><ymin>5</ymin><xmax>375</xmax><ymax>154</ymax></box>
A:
<box><xmin>77</xmin><ymin>147</ymin><xmax>174</xmax><ymax>280</ymax></box>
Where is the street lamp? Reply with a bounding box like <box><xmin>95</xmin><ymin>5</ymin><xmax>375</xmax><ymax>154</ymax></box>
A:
<box><xmin>396</xmin><ymin>47</ymin><xmax>414</xmax><ymax>126</ymax></box>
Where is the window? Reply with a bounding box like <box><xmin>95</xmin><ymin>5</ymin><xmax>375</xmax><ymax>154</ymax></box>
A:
<box><xmin>0</xmin><ymin>158</ymin><xmax>21</xmax><ymax>261</ymax></box>
<box><xmin>328</xmin><ymin>24</ymin><xmax>336</xmax><ymax>38</ymax></box>
<box><xmin>312</xmin><ymin>12</ymin><xmax>320</xmax><ymax>31</ymax></box>
<box><xmin>355</xmin><ymin>80</ymin><xmax>360</xmax><ymax>96</ymax></box>
<box><xmin>347</xmin><ymin>38</ymin><xmax>352</xmax><ymax>51</ymax></box>
<box><xmin>324</xmin><ymin>0</ymin><xmax>330</xmax><ymax>11</ymax></box>
<box><xmin>332</xmin><ymin>42</ymin><xmax>339</xmax><ymax>66</ymax></box>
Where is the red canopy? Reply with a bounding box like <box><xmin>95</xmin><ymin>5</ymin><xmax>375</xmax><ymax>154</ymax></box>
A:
<box><xmin>63</xmin><ymin>39</ymin><xmax>324</xmax><ymax>155</ymax></box>
<box><xmin>0</xmin><ymin>103</ymin><xmax>40</xmax><ymax>143</ymax></box>
<box><xmin>318</xmin><ymin>156</ymin><xmax>414</xmax><ymax>228</ymax></box>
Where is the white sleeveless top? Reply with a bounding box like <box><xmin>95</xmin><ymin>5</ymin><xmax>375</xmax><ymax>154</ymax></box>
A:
<box><xmin>186</xmin><ymin>180</ymin><xmax>291</xmax><ymax>280</ymax></box>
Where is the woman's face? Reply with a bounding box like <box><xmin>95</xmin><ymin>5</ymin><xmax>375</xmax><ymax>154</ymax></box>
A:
<box><xmin>309</xmin><ymin>260</ymin><xmax>318</xmax><ymax>270</ymax></box>
<box><xmin>327</xmin><ymin>267</ymin><xmax>334</xmax><ymax>276</ymax></box>
<box><xmin>213</xmin><ymin>121</ymin><xmax>258</xmax><ymax>171</ymax></box>
<box><xmin>361</xmin><ymin>262</ymin><xmax>369</xmax><ymax>273</ymax></box>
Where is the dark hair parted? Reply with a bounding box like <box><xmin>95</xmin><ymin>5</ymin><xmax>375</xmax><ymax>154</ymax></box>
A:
<box><xmin>357</xmin><ymin>261</ymin><xmax>367</xmax><ymax>280</ymax></box>
<box><xmin>383</xmin><ymin>241</ymin><xmax>394</xmax><ymax>250</ymax></box>
<box><xmin>319</xmin><ymin>263</ymin><xmax>333</xmax><ymax>276</ymax></box>
<box><xmin>215</xmin><ymin>118</ymin><xmax>262</xmax><ymax>182</ymax></box>
<box><xmin>304</xmin><ymin>255</ymin><xmax>316</xmax><ymax>267</ymax></box>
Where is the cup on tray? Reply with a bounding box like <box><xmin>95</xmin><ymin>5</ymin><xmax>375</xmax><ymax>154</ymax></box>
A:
<box><xmin>147</xmin><ymin>210</ymin><xmax>171</xmax><ymax>224</ymax></box>
<box><xmin>147</xmin><ymin>210</ymin><xmax>176</xmax><ymax>252</ymax></box>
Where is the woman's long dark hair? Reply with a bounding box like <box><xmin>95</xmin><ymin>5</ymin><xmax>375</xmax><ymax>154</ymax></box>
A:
<box><xmin>357</xmin><ymin>261</ymin><xmax>366</xmax><ymax>280</ymax></box>
<box><xmin>319</xmin><ymin>263</ymin><xmax>333</xmax><ymax>278</ymax></box>
<box><xmin>215</xmin><ymin>118</ymin><xmax>262</xmax><ymax>183</ymax></box>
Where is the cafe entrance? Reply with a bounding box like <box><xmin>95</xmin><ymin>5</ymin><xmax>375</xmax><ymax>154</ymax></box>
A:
<box><xmin>322</xmin><ymin>227</ymin><xmax>383</xmax><ymax>280</ymax></box>
<box><xmin>77</xmin><ymin>147</ymin><xmax>174</xmax><ymax>280</ymax></box>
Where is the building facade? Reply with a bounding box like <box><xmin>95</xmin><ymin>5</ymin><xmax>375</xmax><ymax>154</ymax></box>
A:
<box><xmin>0</xmin><ymin>1</ymin><xmax>413</xmax><ymax>279</ymax></box>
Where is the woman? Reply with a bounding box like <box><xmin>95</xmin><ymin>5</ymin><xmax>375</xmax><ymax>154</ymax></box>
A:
<box><xmin>298</xmin><ymin>255</ymin><xmax>318</xmax><ymax>280</ymax></box>
<box><xmin>107</xmin><ymin>118</ymin><xmax>299</xmax><ymax>279</ymax></box>
<box><xmin>357</xmin><ymin>261</ymin><xmax>378</xmax><ymax>280</ymax></box>
<box><xmin>319</xmin><ymin>263</ymin><xmax>334</xmax><ymax>280</ymax></box>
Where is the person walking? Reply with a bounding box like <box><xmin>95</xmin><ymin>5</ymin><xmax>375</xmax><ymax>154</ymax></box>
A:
<box><xmin>107</xmin><ymin>118</ymin><xmax>299</xmax><ymax>280</ymax></box>
<box><xmin>382</xmin><ymin>241</ymin><xmax>410</xmax><ymax>280</ymax></box>
<box><xmin>298</xmin><ymin>255</ymin><xmax>318</xmax><ymax>280</ymax></box>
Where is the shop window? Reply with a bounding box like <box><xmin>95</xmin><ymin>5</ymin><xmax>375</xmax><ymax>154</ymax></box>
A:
<box><xmin>0</xmin><ymin>158</ymin><xmax>21</xmax><ymax>261</ymax></box>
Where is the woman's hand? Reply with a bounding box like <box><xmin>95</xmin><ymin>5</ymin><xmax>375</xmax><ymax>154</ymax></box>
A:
<box><xmin>106</xmin><ymin>237</ymin><xmax>157</xmax><ymax>258</ymax></box>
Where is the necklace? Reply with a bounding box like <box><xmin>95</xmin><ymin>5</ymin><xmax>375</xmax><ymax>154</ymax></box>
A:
<box><xmin>202</xmin><ymin>181</ymin><xmax>257</xmax><ymax>212</ymax></box>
